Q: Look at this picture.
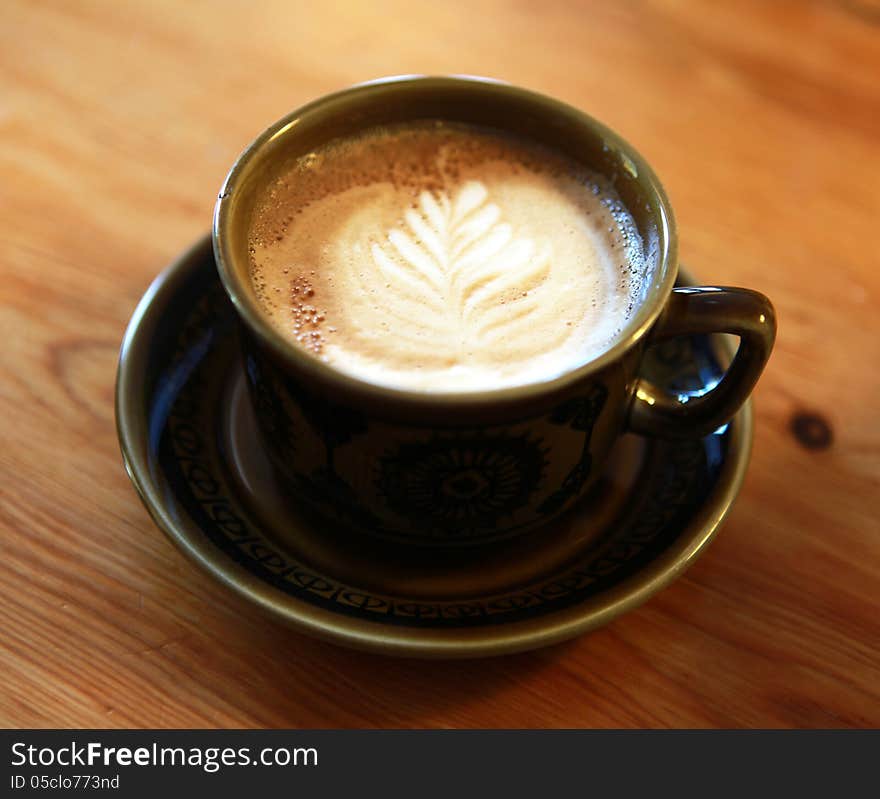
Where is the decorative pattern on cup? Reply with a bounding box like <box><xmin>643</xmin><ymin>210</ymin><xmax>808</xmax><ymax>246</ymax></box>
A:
<box><xmin>243</xmin><ymin>343</ymin><xmax>614</xmax><ymax>545</ymax></box>
<box><xmin>376</xmin><ymin>433</ymin><xmax>549</xmax><ymax>541</ymax></box>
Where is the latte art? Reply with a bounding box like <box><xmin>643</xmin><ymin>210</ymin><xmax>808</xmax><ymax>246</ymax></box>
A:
<box><xmin>361</xmin><ymin>181</ymin><xmax>553</xmax><ymax>361</ymax></box>
<box><xmin>249</xmin><ymin>123</ymin><xmax>649</xmax><ymax>391</ymax></box>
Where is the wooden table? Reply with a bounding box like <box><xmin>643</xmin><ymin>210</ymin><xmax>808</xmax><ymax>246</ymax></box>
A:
<box><xmin>2</xmin><ymin>0</ymin><xmax>878</xmax><ymax>728</ymax></box>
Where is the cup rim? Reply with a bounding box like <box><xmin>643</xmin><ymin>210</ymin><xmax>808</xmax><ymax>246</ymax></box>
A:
<box><xmin>213</xmin><ymin>74</ymin><xmax>678</xmax><ymax>410</ymax></box>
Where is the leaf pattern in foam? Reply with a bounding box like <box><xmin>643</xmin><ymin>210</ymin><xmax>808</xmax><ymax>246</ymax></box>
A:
<box><xmin>362</xmin><ymin>180</ymin><xmax>553</xmax><ymax>359</ymax></box>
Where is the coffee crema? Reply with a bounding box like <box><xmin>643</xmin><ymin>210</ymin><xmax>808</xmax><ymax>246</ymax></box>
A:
<box><xmin>248</xmin><ymin>122</ymin><xmax>650</xmax><ymax>392</ymax></box>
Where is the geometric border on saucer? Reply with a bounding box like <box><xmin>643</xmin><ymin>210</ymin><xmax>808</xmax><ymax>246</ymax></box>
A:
<box><xmin>117</xmin><ymin>236</ymin><xmax>753</xmax><ymax>658</ymax></box>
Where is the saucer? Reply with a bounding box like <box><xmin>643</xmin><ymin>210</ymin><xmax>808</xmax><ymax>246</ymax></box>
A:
<box><xmin>116</xmin><ymin>236</ymin><xmax>752</xmax><ymax>658</ymax></box>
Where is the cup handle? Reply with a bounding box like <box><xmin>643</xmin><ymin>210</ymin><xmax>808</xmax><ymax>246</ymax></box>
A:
<box><xmin>627</xmin><ymin>286</ymin><xmax>776</xmax><ymax>438</ymax></box>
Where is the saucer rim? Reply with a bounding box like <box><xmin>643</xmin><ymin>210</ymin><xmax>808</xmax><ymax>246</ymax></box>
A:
<box><xmin>116</xmin><ymin>235</ymin><xmax>753</xmax><ymax>658</ymax></box>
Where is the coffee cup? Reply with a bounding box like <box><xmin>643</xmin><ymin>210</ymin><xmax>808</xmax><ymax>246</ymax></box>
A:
<box><xmin>213</xmin><ymin>75</ymin><xmax>775</xmax><ymax>547</ymax></box>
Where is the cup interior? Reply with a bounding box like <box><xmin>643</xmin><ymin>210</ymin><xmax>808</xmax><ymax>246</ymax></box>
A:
<box><xmin>213</xmin><ymin>76</ymin><xmax>676</xmax><ymax>408</ymax></box>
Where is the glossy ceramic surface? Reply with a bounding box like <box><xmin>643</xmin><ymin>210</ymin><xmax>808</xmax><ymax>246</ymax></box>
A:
<box><xmin>116</xmin><ymin>237</ymin><xmax>753</xmax><ymax>657</ymax></box>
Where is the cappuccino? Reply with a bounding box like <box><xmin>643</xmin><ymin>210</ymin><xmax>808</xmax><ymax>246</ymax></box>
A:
<box><xmin>248</xmin><ymin>122</ymin><xmax>649</xmax><ymax>391</ymax></box>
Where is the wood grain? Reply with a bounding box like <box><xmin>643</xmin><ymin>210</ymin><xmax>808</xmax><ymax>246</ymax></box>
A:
<box><xmin>1</xmin><ymin>0</ymin><xmax>878</xmax><ymax>728</ymax></box>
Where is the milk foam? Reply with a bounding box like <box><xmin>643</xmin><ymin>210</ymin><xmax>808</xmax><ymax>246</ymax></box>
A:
<box><xmin>249</xmin><ymin>123</ymin><xmax>649</xmax><ymax>392</ymax></box>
